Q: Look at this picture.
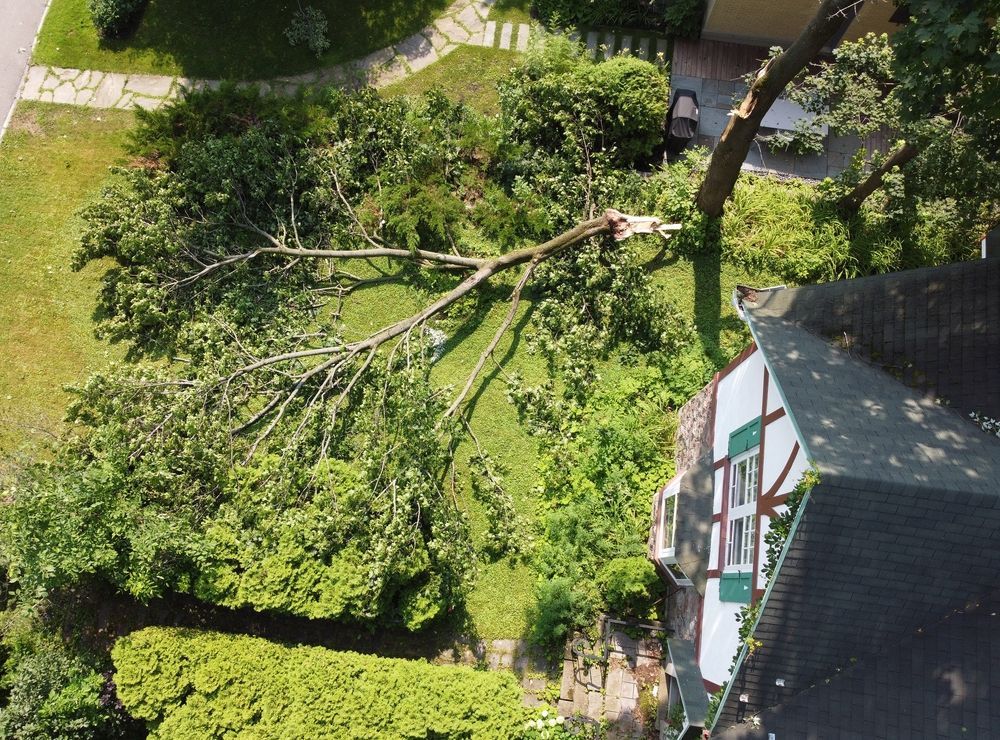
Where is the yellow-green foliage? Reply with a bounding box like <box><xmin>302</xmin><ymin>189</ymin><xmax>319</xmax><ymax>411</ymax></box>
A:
<box><xmin>112</xmin><ymin>628</ymin><xmax>529</xmax><ymax>738</ymax></box>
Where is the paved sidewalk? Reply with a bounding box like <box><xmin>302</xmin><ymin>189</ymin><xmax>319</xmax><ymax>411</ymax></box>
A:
<box><xmin>19</xmin><ymin>0</ymin><xmax>497</xmax><ymax>110</ymax></box>
<box><xmin>0</xmin><ymin>0</ymin><xmax>49</xmax><ymax>136</ymax></box>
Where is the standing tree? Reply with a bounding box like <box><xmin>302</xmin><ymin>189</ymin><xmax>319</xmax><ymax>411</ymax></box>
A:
<box><xmin>695</xmin><ymin>0</ymin><xmax>861</xmax><ymax>217</ymax></box>
<box><xmin>836</xmin><ymin>0</ymin><xmax>1000</xmax><ymax>213</ymax></box>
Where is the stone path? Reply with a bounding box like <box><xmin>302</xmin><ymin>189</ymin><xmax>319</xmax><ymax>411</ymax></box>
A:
<box><xmin>582</xmin><ymin>29</ymin><xmax>669</xmax><ymax>64</ymax></box>
<box><xmin>15</xmin><ymin>1</ymin><xmax>672</xmax><ymax>112</ymax></box>
<box><xmin>556</xmin><ymin>624</ymin><xmax>668</xmax><ymax>738</ymax></box>
<box><xmin>434</xmin><ymin>637</ymin><xmax>553</xmax><ymax>708</ymax></box>
<box><xmin>18</xmin><ymin>0</ymin><xmax>495</xmax><ymax>110</ymax></box>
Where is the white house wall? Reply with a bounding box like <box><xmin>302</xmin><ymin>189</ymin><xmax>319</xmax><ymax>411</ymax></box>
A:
<box><xmin>712</xmin><ymin>350</ymin><xmax>766</xmax><ymax>463</ymax></box>
<box><xmin>695</xmin><ymin>345</ymin><xmax>809</xmax><ymax>690</ymax></box>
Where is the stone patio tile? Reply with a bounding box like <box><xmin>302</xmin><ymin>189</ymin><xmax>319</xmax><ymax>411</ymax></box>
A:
<box><xmin>516</xmin><ymin>23</ymin><xmax>529</xmax><ymax>52</ymax></box>
<box><xmin>419</xmin><ymin>24</ymin><xmax>448</xmax><ymax>51</ymax></box>
<box><xmin>114</xmin><ymin>92</ymin><xmax>136</xmax><ymax>109</ymax></box>
<box><xmin>357</xmin><ymin>46</ymin><xmax>395</xmax><ymax>71</ymax></box>
<box><xmin>655</xmin><ymin>38</ymin><xmax>668</xmax><ymax>62</ymax></box>
<box><xmin>374</xmin><ymin>56</ymin><xmax>411</xmax><ymax>86</ymax></box>
<box><xmin>52</xmin><ymin>82</ymin><xmax>76</xmax><ymax>104</ymax></box>
<box><xmin>73</xmin><ymin>87</ymin><xmax>97</xmax><ymax>106</ymax></box>
<box><xmin>92</xmin><ymin>74</ymin><xmax>126</xmax><ymax>107</ymax></box>
<box><xmin>397</xmin><ymin>33</ymin><xmax>438</xmax><ymax>72</ymax></box>
<box><xmin>132</xmin><ymin>95</ymin><xmax>165</xmax><ymax>110</ymax></box>
<box><xmin>20</xmin><ymin>66</ymin><xmax>48</xmax><ymax>99</ymax></box>
<box><xmin>499</xmin><ymin>22</ymin><xmax>513</xmax><ymax>50</ymax></box>
<box><xmin>457</xmin><ymin>4</ymin><xmax>484</xmax><ymax>33</ymax></box>
<box><xmin>436</xmin><ymin>16</ymin><xmax>472</xmax><ymax>44</ymax></box>
<box><xmin>124</xmin><ymin>74</ymin><xmax>174</xmax><ymax>98</ymax></box>
<box><xmin>700</xmin><ymin>105</ymin><xmax>731</xmax><ymax>137</ymax></box>
<box><xmin>55</xmin><ymin>67</ymin><xmax>80</xmax><ymax>82</ymax></box>
<box><xmin>603</xmin><ymin>32</ymin><xmax>616</xmax><ymax>59</ymax></box>
<box><xmin>482</xmin><ymin>20</ymin><xmax>496</xmax><ymax>47</ymax></box>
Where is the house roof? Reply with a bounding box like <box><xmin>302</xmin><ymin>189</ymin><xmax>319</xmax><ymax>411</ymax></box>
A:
<box><xmin>674</xmin><ymin>453</ymin><xmax>716</xmax><ymax>595</ymax></box>
<box><xmin>745</xmin><ymin>257</ymin><xmax>1000</xmax><ymax>420</ymax></box>
<box><xmin>715</xmin><ymin>259</ymin><xmax>1000</xmax><ymax>734</ymax></box>
<box><xmin>667</xmin><ymin>638</ymin><xmax>710</xmax><ymax>730</ymax></box>
<box><xmin>718</xmin><ymin>591</ymin><xmax>1000</xmax><ymax>738</ymax></box>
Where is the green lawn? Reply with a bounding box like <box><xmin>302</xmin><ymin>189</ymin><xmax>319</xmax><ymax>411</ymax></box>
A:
<box><xmin>0</xmin><ymin>103</ymin><xmax>130</xmax><ymax>460</ymax></box>
<box><xmin>489</xmin><ymin>0</ymin><xmax>532</xmax><ymax>25</ymax></box>
<box><xmin>34</xmin><ymin>0</ymin><xmax>449</xmax><ymax>79</ymax></box>
<box><xmin>381</xmin><ymin>45</ymin><xmax>519</xmax><ymax>115</ymax></box>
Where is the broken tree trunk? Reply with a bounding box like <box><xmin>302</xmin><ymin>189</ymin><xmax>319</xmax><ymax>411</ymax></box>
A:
<box><xmin>695</xmin><ymin>0</ymin><xmax>861</xmax><ymax>218</ymax></box>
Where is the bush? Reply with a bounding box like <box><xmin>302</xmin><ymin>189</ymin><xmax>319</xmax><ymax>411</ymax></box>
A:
<box><xmin>532</xmin><ymin>0</ymin><xmax>704</xmax><ymax>36</ymax></box>
<box><xmin>88</xmin><ymin>0</ymin><xmax>147</xmax><ymax>38</ymax></box>
<box><xmin>113</xmin><ymin>628</ymin><xmax>530</xmax><ymax>738</ymax></box>
<box><xmin>501</xmin><ymin>40</ymin><xmax>668</xmax><ymax>165</ymax></box>
<box><xmin>528</xmin><ymin>577</ymin><xmax>595</xmax><ymax>650</ymax></box>
<box><xmin>284</xmin><ymin>5</ymin><xmax>331</xmax><ymax>58</ymax></box>
<box><xmin>596</xmin><ymin>556</ymin><xmax>663</xmax><ymax>617</ymax></box>
<box><xmin>0</xmin><ymin>643</ymin><xmax>114</xmax><ymax>739</ymax></box>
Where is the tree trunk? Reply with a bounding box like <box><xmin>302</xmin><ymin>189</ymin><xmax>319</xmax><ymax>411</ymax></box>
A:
<box><xmin>695</xmin><ymin>0</ymin><xmax>861</xmax><ymax>218</ymax></box>
<box><xmin>836</xmin><ymin>140</ymin><xmax>919</xmax><ymax>214</ymax></box>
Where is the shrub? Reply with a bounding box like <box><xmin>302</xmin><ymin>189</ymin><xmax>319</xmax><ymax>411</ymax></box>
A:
<box><xmin>0</xmin><ymin>643</ymin><xmax>114</xmax><ymax>739</ymax></box>
<box><xmin>112</xmin><ymin>628</ymin><xmax>530</xmax><ymax>738</ymax></box>
<box><xmin>500</xmin><ymin>40</ymin><xmax>668</xmax><ymax>165</ymax></box>
<box><xmin>532</xmin><ymin>0</ymin><xmax>704</xmax><ymax>36</ymax></box>
<box><xmin>88</xmin><ymin>0</ymin><xmax>147</xmax><ymax>38</ymax></box>
<box><xmin>528</xmin><ymin>577</ymin><xmax>595</xmax><ymax>650</ymax></box>
<box><xmin>284</xmin><ymin>5</ymin><xmax>331</xmax><ymax>58</ymax></box>
<box><xmin>596</xmin><ymin>556</ymin><xmax>663</xmax><ymax>617</ymax></box>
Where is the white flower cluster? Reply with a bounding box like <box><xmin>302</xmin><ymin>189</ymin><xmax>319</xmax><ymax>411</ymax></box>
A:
<box><xmin>970</xmin><ymin>411</ymin><xmax>1000</xmax><ymax>438</ymax></box>
<box><xmin>523</xmin><ymin>709</ymin><xmax>566</xmax><ymax>736</ymax></box>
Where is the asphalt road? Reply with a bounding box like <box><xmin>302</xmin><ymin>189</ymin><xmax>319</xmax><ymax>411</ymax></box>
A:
<box><xmin>0</xmin><ymin>0</ymin><xmax>49</xmax><ymax>138</ymax></box>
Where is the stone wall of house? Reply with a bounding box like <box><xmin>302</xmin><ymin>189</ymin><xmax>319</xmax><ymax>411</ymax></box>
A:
<box><xmin>675</xmin><ymin>380</ymin><xmax>715</xmax><ymax>472</ymax></box>
<box><xmin>664</xmin><ymin>586</ymin><xmax>700</xmax><ymax>642</ymax></box>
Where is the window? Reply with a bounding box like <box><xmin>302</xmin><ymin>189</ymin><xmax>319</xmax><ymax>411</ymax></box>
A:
<box><xmin>660</xmin><ymin>488</ymin><xmax>677</xmax><ymax>555</ymax></box>
<box><xmin>726</xmin><ymin>450</ymin><xmax>759</xmax><ymax>569</ymax></box>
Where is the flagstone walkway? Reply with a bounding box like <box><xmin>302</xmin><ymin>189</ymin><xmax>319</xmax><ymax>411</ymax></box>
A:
<box><xmin>15</xmin><ymin>1</ymin><xmax>671</xmax><ymax>112</ymax></box>
<box><xmin>18</xmin><ymin>0</ymin><xmax>495</xmax><ymax>110</ymax></box>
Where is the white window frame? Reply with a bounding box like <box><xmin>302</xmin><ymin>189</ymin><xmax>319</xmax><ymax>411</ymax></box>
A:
<box><xmin>657</xmin><ymin>478</ymin><xmax>692</xmax><ymax>587</ymax></box>
<box><xmin>725</xmin><ymin>449</ymin><xmax>759</xmax><ymax>571</ymax></box>
<box><xmin>659</xmin><ymin>482</ymin><xmax>679</xmax><ymax>558</ymax></box>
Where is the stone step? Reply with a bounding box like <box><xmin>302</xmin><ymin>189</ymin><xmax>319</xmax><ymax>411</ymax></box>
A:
<box><xmin>482</xmin><ymin>20</ymin><xmax>497</xmax><ymax>47</ymax></box>
<box><xmin>499</xmin><ymin>22</ymin><xmax>513</xmax><ymax>49</ymax></box>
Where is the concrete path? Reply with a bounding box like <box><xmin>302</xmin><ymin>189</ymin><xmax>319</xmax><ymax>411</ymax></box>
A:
<box><xmin>17</xmin><ymin>0</ymin><xmax>499</xmax><ymax>111</ymax></box>
<box><xmin>0</xmin><ymin>0</ymin><xmax>49</xmax><ymax>137</ymax></box>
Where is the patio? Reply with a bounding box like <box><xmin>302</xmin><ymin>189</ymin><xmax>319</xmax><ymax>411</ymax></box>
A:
<box><xmin>669</xmin><ymin>38</ymin><xmax>889</xmax><ymax>180</ymax></box>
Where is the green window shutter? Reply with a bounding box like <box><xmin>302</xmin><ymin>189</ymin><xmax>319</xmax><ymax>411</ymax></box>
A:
<box><xmin>728</xmin><ymin>417</ymin><xmax>761</xmax><ymax>458</ymax></box>
<box><xmin>719</xmin><ymin>572</ymin><xmax>753</xmax><ymax>603</ymax></box>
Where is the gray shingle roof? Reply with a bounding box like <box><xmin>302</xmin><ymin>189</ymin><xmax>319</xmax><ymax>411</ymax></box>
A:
<box><xmin>748</xmin><ymin>257</ymin><xmax>1000</xmax><ymax>420</ymax></box>
<box><xmin>715</xmin><ymin>260</ymin><xmax>1000</xmax><ymax>734</ymax></box>
<box><xmin>717</xmin><ymin>592</ymin><xmax>1000</xmax><ymax>739</ymax></box>
<box><xmin>675</xmin><ymin>454</ymin><xmax>715</xmax><ymax>594</ymax></box>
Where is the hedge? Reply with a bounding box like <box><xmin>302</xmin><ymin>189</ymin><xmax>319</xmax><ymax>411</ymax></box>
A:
<box><xmin>88</xmin><ymin>0</ymin><xmax>148</xmax><ymax>38</ymax></box>
<box><xmin>112</xmin><ymin>628</ymin><xmax>530</xmax><ymax>738</ymax></box>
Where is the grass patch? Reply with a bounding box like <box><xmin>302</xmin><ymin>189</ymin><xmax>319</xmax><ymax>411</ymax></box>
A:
<box><xmin>489</xmin><ymin>0</ymin><xmax>533</xmax><ymax>25</ymax></box>
<box><xmin>0</xmin><ymin>103</ymin><xmax>130</xmax><ymax>459</ymax></box>
<box><xmin>381</xmin><ymin>46</ymin><xmax>520</xmax><ymax>115</ymax></box>
<box><xmin>35</xmin><ymin>0</ymin><xmax>448</xmax><ymax>79</ymax></box>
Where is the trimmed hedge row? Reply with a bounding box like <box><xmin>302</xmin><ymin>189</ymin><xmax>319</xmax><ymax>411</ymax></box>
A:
<box><xmin>112</xmin><ymin>628</ymin><xmax>530</xmax><ymax>738</ymax></box>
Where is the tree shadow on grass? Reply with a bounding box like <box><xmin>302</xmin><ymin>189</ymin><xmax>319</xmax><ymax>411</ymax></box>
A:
<box><xmin>93</xmin><ymin>0</ymin><xmax>450</xmax><ymax>80</ymax></box>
